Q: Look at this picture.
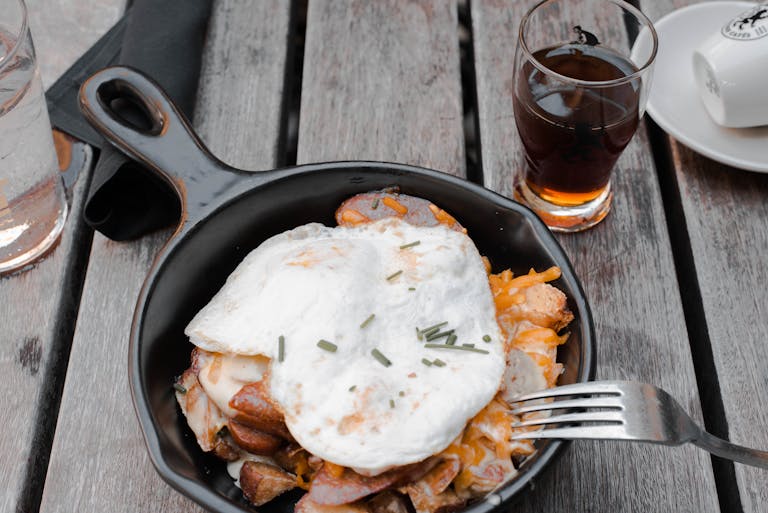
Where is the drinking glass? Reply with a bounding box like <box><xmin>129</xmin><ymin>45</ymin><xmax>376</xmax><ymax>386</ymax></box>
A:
<box><xmin>512</xmin><ymin>0</ymin><xmax>657</xmax><ymax>232</ymax></box>
<box><xmin>0</xmin><ymin>0</ymin><xmax>67</xmax><ymax>273</ymax></box>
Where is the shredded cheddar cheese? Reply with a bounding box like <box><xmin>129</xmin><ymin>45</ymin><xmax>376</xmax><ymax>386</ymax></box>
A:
<box><xmin>382</xmin><ymin>196</ymin><xmax>409</xmax><ymax>215</ymax></box>
<box><xmin>437</xmin><ymin>265</ymin><xmax>570</xmax><ymax>494</ymax></box>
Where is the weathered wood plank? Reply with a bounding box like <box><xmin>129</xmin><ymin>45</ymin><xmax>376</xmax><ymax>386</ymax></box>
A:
<box><xmin>470</xmin><ymin>0</ymin><xmax>720</xmax><ymax>511</ymax></box>
<box><xmin>28</xmin><ymin>0</ymin><xmax>126</xmax><ymax>89</ymax></box>
<box><xmin>297</xmin><ymin>0</ymin><xmax>465</xmax><ymax>175</ymax></box>
<box><xmin>640</xmin><ymin>1</ymin><xmax>768</xmax><ymax>511</ymax></box>
<box><xmin>38</xmin><ymin>1</ymin><xmax>291</xmax><ymax>511</ymax></box>
<box><xmin>0</xmin><ymin>2</ymin><xmax>124</xmax><ymax>512</ymax></box>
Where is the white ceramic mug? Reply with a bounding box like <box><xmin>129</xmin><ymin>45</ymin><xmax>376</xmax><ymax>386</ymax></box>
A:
<box><xmin>692</xmin><ymin>2</ymin><xmax>768</xmax><ymax>127</ymax></box>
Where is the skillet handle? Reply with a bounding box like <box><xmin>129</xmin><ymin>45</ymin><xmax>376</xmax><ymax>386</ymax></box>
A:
<box><xmin>79</xmin><ymin>66</ymin><xmax>270</xmax><ymax>227</ymax></box>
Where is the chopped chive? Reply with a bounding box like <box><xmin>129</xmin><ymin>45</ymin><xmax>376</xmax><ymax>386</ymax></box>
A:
<box><xmin>446</xmin><ymin>333</ymin><xmax>457</xmax><ymax>346</ymax></box>
<box><xmin>421</xmin><ymin>327</ymin><xmax>440</xmax><ymax>338</ymax></box>
<box><xmin>462</xmin><ymin>343</ymin><xmax>475</xmax><ymax>348</ymax></box>
<box><xmin>408</xmin><ymin>287</ymin><xmax>416</xmax><ymax>291</ymax></box>
<box><xmin>416</xmin><ymin>327</ymin><xmax>424</xmax><ymax>341</ymax></box>
<box><xmin>372</xmin><ymin>198</ymin><xmax>379</xmax><ymax>209</ymax></box>
<box><xmin>317</xmin><ymin>340</ymin><xmax>338</xmax><ymax>352</ymax></box>
<box><xmin>389</xmin><ymin>399</ymin><xmax>395</xmax><ymax>409</ymax></box>
<box><xmin>421</xmin><ymin>358</ymin><xmax>433</xmax><ymax>366</ymax></box>
<box><xmin>349</xmin><ymin>385</ymin><xmax>357</xmax><ymax>392</ymax></box>
<box><xmin>399</xmin><ymin>391</ymin><xmax>405</xmax><ymax>397</ymax></box>
<box><xmin>432</xmin><ymin>358</ymin><xmax>446</xmax><ymax>367</ymax></box>
<box><xmin>422</xmin><ymin>321</ymin><xmax>448</xmax><ymax>332</ymax></box>
<box><xmin>426</xmin><ymin>329</ymin><xmax>455</xmax><ymax>341</ymax></box>
<box><xmin>399</xmin><ymin>240</ymin><xmax>421</xmax><ymax>250</ymax></box>
<box><xmin>278</xmin><ymin>335</ymin><xmax>285</xmax><ymax>362</ymax></box>
<box><xmin>360</xmin><ymin>314</ymin><xmax>376</xmax><ymax>329</ymax></box>
<box><xmin>482</xmin><ymin>334</ymin><xmax>492</xmax><ymax>343</ymax></box>
<box><xmin>424</xmin><ymin>343</ymin><xmax>490</xmax><ymax>354</ymax></box>
<box><xmin>371</xmin><ymin>348</ymin><xmax>392</xmax><ymax>367</ymax></box>
<box><xmin>386</xmin><ymin>270</ymin><xmax>403</xmax><ymax>281</ymax></box>
<box><xmin>173</xmin><ymin>383</ymin><xmax>187</xmax><ymax>394</ymax></box>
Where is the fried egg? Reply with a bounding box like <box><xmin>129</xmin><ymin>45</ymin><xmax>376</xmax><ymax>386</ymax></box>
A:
<box><xmin>186</xmin><ymin>218</ymin><xmax>505</xmax><ymax>475</ymax></box>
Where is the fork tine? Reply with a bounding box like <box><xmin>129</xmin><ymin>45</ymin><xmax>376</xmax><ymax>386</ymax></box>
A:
<box><xmin>511</xmin><ymin>411</ymin><xmax>624</xmax><ymax>428</ymax></box>
<box><xmin>510</xmin><ymin>382</ymin><xmax>623</xmax><ymax>403</ymax></box>
<box><xmin>510</xmin><ymin>396</ymin><xmax>624</xmax><ymax>415</ymax></box>
<box><xmin>510</xmin><ymin>424</ymin><xmax>629</xmax><ymax>440</ymax></box>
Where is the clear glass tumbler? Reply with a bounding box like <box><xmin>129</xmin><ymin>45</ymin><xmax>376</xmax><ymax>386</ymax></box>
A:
<box><xmin>0</xmin><ymin>0</ymin><xmax>67</xmax><ymax>274</ymax></box>
<box><xmin>512</xmin><ymin>0</ymin><xmax>657</xmax><ymax>232</ymax></box>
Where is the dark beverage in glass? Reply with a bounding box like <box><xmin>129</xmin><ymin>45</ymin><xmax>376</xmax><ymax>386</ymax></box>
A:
<box><xmin>512</xmin><ymin>0</ymin><xmax>657</xmax><ymax>232</ymax></box>
<box><xmin>514</xmin><ymin>44</ymin><xmax>640</xmax><ymax>206</ymax></box>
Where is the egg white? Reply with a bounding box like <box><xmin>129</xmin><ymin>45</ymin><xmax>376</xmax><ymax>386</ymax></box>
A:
<box><xmin>186</xmin><ymin>218</ymin><xmax>505</xmax><ymax>474</ymax></box>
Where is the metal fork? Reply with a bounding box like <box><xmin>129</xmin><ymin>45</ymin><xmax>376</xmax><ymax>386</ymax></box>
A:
<box><xmin>509</xmin><ymin>381</ymin><xmax>768</xmax><ymax>469</ymax></box>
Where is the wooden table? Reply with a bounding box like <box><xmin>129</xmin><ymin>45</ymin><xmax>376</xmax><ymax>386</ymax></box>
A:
<box><xmin>4</xmin><ymin>1</ymin><xmax>766</xmax><ymax>512</ymax></box>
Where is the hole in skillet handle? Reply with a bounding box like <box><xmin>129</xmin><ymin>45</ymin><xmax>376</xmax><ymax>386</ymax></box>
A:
<box><xmin>95</xmin><ymin>78</ymin><xmax>165</xmax><ymax>136</ymax></box>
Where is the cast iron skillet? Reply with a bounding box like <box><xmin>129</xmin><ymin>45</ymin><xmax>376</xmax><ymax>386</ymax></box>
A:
<box><xmin>79</xmin><ymin>66</ymin><xmax>596</xmax><ymax>513</ymax></box>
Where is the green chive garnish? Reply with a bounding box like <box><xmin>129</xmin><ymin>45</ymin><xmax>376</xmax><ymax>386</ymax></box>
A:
<box><xmin>349</xmin><ymin>385</ymin><xmax>357</xmax><ymax>392</ymax></box>
<box><xmin>421</xmin><ymin>358</ymin><xmax>433</xmax><ymax>366</ymax></box>
<box><xmin>482</xmin><ymin>334</ymin><xmax>492</xmax><ymax>343</ymax></box>
<box><xmin>408</xmin><ymin>287</ymin><xmax>416</xmax><ymax>291</ymax></box>
<box><xmin>422</xmin><ymin>321</ymin><xmax>448</xmax><ymax>332</ymax></box>
<box><xmin>360</xmin><ymin>314</ymin><xmax>376</xmax><ymax>329</ymax></box>
<box><xmin>399</xmin><ymin>391</ymin><xmax>405</xmax><ymax>397</ymax></box>
<box><xmin>389</xmin><ymin>399</ymin><xmax>395</xmax><ymax>409</ymax></box>
<box><xmin>386</xmin><ymin>270</ymin><xmax>403</xmax><ymax>281</ymax></box>
<box><xmin>173</xmin><ymin>383</ymin><xmax>187</xmax><ymax>394</ymax></box>
<box><xmin>462</xmin><ymin>343</ymin><xmax>475</xmax><ymax>348</ymax></box>
<box><xmin>424</xmin><ymin>343</ymin><xmax>490</xmax><ymax>354</ymax></box>
<box><xmin>446</xmin><ymin>333</ymin><xmax>457</xmax><ymax>346</ymax></box>
<box><xmin>399</xmin><ymin>240</ymin><xmax>421</xmax><ymax>250</ymax></box>
<box><xmin>278</xmin><ymin>335</ymin><xmax>285</xmax><ymax>362</ymax></box>
<box><xmin>317</xmin><ymin>340</ymin><xmax>338</xmax><ymax>352</ymax></box>
<box><xmin>416</xmin><ymin>328</ymin><xmax>424</xmax><ymax>341</ymax></box>
<box><xmin>426</xmin><ymin>329</ymin><xmax>454</xmax><ymax>341</ymax></box>
<box><xmin>372</xmin><ymin>198</ymin><xmax>379</xmax><ymax>209</ymax></box>
<box><xmin>371</xmin><ymin>348</ymin><xmax>392</xmax><ymax>367</ymax></box>
<box><xmin>433</xmin><ymin>358</ymin><xmax>446</xmax><ymax>367</ymax></box>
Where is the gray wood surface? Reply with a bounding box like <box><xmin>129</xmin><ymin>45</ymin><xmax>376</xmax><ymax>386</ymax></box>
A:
<box><xmin>37</xmin><ymin>1</ymin><xmax>291</xmax><ymax>511</ymax></box>
<box><xmin>297</xmin><ymin>0</ymin><xmax>465</xmax><ymax>176</ymax></box>
<box><xmin>0</xmin><ymin>2</ymin><xmax>123</xmax><ymax>512</ymax></box>
<box><xmin>640</xmin><ymin>1</ymin><xmax>768</xmax><ymax>511</ymax></box>
<box><xmin>470</xmin><ymin>0</ymin><xmax>721</xmax><ymax>511</ymax></box>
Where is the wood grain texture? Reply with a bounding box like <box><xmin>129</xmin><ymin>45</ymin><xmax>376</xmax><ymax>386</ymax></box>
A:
<box><xmin>640</xmin><ymin>1</ymin><xmax>768</xmax><ymax>510</ymax></box>
<box><xmin>297</xmin><ymin>0</ymin><xmax>466</xmax><ymax>175</ymax></box>
<box><xmin>27</xmin><ymin>0</ymin><xmax>127</xmax><ymax>89</ymax></box>
<box><xmin>470</xmin><ymin>0</ymin><xmax>720</xmax><ymax>511</ymax></box>
<box><xmin>38</xmin><ymin>1</ymin><xmax>291</xmax><ymax>511</ymax></box>
<box><xmin>0</xmin><ymin>2</ymin><xmax>123</xmax><ymax>512</ymax></box>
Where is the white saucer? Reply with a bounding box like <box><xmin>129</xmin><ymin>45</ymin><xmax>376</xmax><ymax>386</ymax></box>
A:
<box><xmin>631</xmin><ymin>1</ymin><xmax>768</xmax><ymax>173</ymax></box>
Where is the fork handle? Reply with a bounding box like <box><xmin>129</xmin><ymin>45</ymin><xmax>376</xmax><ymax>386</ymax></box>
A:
<box><xmin>694</xmin><ymin>430</ymin><xmax>768</xmax><ymax>469</ymax></box>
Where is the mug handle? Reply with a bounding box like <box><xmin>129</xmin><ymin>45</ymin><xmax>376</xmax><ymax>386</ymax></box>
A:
<box><xmin>79</xmin><ymin>66</ymin><xmax>274</xmax><ymax>227</ymax></box>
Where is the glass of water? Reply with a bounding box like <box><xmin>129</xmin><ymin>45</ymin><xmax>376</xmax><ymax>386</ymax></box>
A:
<box><xmin>0</xmin><ymin>0</ymin><xmax>67</xmax><ymax>274</ymax></box>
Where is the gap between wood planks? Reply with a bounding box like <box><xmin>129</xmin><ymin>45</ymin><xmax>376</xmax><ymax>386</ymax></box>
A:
<box><xmin>16</xmin><ymin>165</ymin><xmax>97</xmax><ymax>513</ymax></box>
<box><xmin>627</xmin><ymin>1</ymin><xmax>740</xmax><ymax>511</ymax></box>
<box><xmin>279</xmin><ymin>0</ymin><xmax>483</xmax><ymax>184</ymax></box>
<box><xmin>646</xmin><ymin>118</ymin><xmax>743</xmax><ymax>513</ymax></box>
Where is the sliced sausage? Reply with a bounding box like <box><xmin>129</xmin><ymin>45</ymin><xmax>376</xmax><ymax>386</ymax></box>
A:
<box><xmin>335</xmin><ymin>191</ymin><xmax>465</xmax><ymax>233</ymax></box>
<box><xmin>308</xmin><ymin>461</ymin><xmax>433</xmax><ymax>506</ymax></box>
<box><xmin>240</xmin><ymin>461</ymin><xmax>296</xmax><ymax>506</ymax></box>
<box><xmin>295</xmin><ymin>494</ymin><xmax>369</xmax><ymax>513</ymax></box>
<box><xmin>228</xmin><ymin>420</ymin><xmax>284</xmax><ymax>455</ymax></box>
<box><xmin>229</xmin><ymin>381</ymin><xmax>292</xmax><ymax>439</ymax></box>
